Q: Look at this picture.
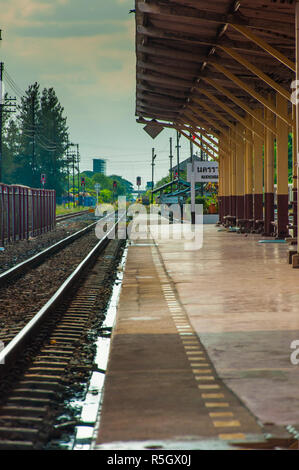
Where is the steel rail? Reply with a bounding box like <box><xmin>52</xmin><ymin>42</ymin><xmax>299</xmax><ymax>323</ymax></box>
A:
<box><xmin>0</xmin><ymin>221</ymin><xmax>97</xmax><ymax>285</ymax></box>
<box><xmin>0</xmin><ymin>212</ymin><xmax>116</xmax><ymax>285</ymax></box>
<box><xmin>0</xmin><ymin>213</ymin><xmax>125</xmax><ymax>378</ymax></box>
<box><xmin>56</xmin><ymin>209</ymin><xmax>91</xmax><ymax>222</ymax></box>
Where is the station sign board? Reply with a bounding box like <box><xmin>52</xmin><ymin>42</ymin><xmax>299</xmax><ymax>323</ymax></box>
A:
<box><xmin>187</xmin><ymin>161</ymin><xmax>218</xmax><ymax>183</ymax></box>
<box><xmin>160</xmin><ymin>195</ymin><xmax>179</xmax><ymax>204</ymax></box>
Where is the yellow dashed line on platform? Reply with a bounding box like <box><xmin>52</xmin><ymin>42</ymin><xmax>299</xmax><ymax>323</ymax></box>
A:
<box><xmin>209</xmin><ymin>412</ymin><xmax>234</xmax><ymax>418</ymax></box>
<box><xmin>198</xmin><ymin>384</ymin><xmax>220</xmax><ymax>390</ymax></box>
<box><xmin>205</xmin><ymin>402</ymin><xmax>230</xmax><ymax>408</ymax></box>
<box><xmin>195</xmin><ymin>376</ymin><xmax>215</xmax><ymax>381</ymax></box>
<box><xmin>201</xmin><ymin>393</ymin><xmax>225</xmax><ymax>399</ymax></box>
<box><xmin>219</xmin><ymin>433</ymin><xmax>246</xmax><ymax>441</ymax></box>
<box><xmin>213</xmin><ymin>420</ymin><xmax>241</xmax><ymax>428</ymax></box>
<box><xmin>151</xmin><ymin>246</ymin><xmax>248</xmax><ymax>444</ymax></box>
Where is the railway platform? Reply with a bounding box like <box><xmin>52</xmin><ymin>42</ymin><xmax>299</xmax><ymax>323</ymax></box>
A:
<box><xmin>93</xmin><ymin>218</ymin><xmax>299</xmax><ymax>450</ymax></box>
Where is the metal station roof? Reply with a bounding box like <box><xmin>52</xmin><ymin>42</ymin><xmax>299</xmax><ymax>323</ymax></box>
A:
<box><xmin>135</xmin><ymin>0</ymin><xmax>295</xmax><ymax>136</ymax></box>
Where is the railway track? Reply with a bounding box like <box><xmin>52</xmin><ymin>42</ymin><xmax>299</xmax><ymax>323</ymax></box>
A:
<box><xmin>0</xmin><ymin>213</ymin><xmax>126</xmax><ymax>449</ymax></box>
<box><xmin>0</xmin><ymin>211</ymin><xmax>117</xmax><ymax>286</ymax></box>
<box><xmin>56</xmin><ymin>209</ymin><xmax>91</xmax><ymax>223</ymax></box>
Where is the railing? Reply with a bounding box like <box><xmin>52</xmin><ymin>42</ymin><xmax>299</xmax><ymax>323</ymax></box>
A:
<box><xmin>0</xmin><ymin>184</ymin><xmax>56</xmax><ymax>246</ymax></box>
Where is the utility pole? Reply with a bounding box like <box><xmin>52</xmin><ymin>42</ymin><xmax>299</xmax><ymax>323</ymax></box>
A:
<box><xmin>76</xmin><ymin>144</ymin><xmax>80</xmax><ymax>207</ymax></box>
<box><xmin>200</xmin><ymin>130</ymin><xmax>204</xmax><ymax>196</ymax></box>
<box><xmin>176</xmin><ymin>130</ymin><xmax>181</xmax><ymax>184</ymax></box>
<box><xmin>176</xmin><ymin>130</ymin><xmax>182</xmax><ymax>221</ymax></box>
<box><xmin>32</xmin><ymin>94</ymin><xmax>36</xmax><ymax>186</ymax></box>
<box><xmin>151</xmin><ymin>148</ymin><xmax>156</xmax><ymax>204</ymax></box>
<box><xmin>72</xmin><ymin>152</ymin><xmax>75</xmax><ymax>208</ymax></box>
<box><xmin>0</xmin><ymin>62</ymin><xmax>3</xmax><ymax>183</ymax></box>
<box><xmin>0</xmin><ymin>63</ymin><xmax>16</xmax><ymax>183</ymax></box>
<box><xmin>169</xmin><ymin>137</ymin><xmax>173</xmax><ymax>193</ymax></box>
<box><xmin>190</xmin><ymin>133</ymin><xmax>195</xmax><ymax>224</ymax></box>
<box><xmin>66</xmin><ymin>155</ymin><xmax>70</xmax><ymax>207</ymax></box>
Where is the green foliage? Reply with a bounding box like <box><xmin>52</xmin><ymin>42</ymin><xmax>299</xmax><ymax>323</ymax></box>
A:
<box><xmin>1</xmin><ymin>82</ymin><xmax>135</xmax><ymax>201</ymax></box>
<box><xmin>2</xmin><ymin>82</ymin><xmax>69</xmax><ymax>195</ymax></box>
<box><xmin>186</xmin><ymin>195</ymin><xmax>210</xmax><ymax>214</ymax></box>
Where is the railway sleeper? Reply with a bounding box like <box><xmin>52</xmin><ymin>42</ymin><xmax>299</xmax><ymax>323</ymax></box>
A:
<box><xmin>40</xmin><ymin>349</ymin><xmax>74</xmax><ymax>356</ymax></box>
<box><xmin>0</xmin><ymin>426</ymin><xmax>39</xmax><ymax>439</ymax></box>
<box><xmin>52</xmin><ymin>331</ymin><xmax>83</xmax><ymax>337</ymax></box>
<box><xmin>27</xmin><ymin>367</ymin><xmax>65</xmax><ymax>374</ymax></box>
<box><xmin>0</xmin><ymin>405</ymin><xmax>47</xmax><ymax>417</ymax></box>
<box><xmin>33</xmin><ymin>361</ymin><xmax>69</xmax><ymax>367</ymax></box>
<box><xmin>49</xmin><ymin>337</ymin><xmax>80</xmax><ymax>344</ymax></box>
<box><xmin>18</xmin><ymin>380</ymin><xmax>61</xmax><ymax>391</ymax></box>
<box><xmin>0</xmin><ymin>415</ymin><xmax>43</xmax><ymax>425</ymax></box>
<box><xmin>55</xmin><ymin>325</ymin><xmax>85</xmax><ymax>331</ymax></box>
<box><xmin>23</xmin><ymin>374</ymin><xmax>62</xmax><ymax>382</ymax></box>
<box><xmin>0</xmin><ymin>440</ymin><xmax>34</xmax><ymax>450</ymax></box>
<box><xmin>7</xmin><ymin>397</ymin><xmax>52</xmax><ymax>407</ymax></box>
<box><xmin>12</xmin><ymin>388</ymin><xmax>56</xmax><ymax>399</ymax></box>
<box><xmin>36</xmin><ymin>356</ymin><xmax>72</xmax><ymax>362</ymax></box>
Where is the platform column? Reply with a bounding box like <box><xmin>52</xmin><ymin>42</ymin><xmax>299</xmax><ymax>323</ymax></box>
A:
<box><xmin>292</xmin><ymin>104</ymin><xmax>297</xmax><ymax>238</ymax></box>
<box><xmin>230</xmin><ymin>126</ymin><xmax>237</xmax><ymax>218</ymax></box>
<box><xmin>235</xmin><ymin>123</ymin><xmax>245</xmax><ymax>221</ymax></box>
<box><xmin>276</xmin><ymin>93</ymin><xmax>289</xmax><ymax>239</ymax></box>
<box><xmin>264</xmin><ymin>102</ymin><xmax>275</xmax><ymax>236</ymax></box>
<box><xmin>244</xmin><ymin>114</ymin><xmax>254</xmax><ymax>222</ymax></box>
<box><xmin>293</xmin><ymin>0</ymin><xmax>299</xmax><ymax>267</ymax></box>
<box><xmin>218</xmin><ymin>136</ymin><xmax>225</xmax><ymax>223</ymax></box>
<box><xmin>253</xmin><ymin>109</ymin><xmax>264</xmax><ymax>225</ymax></box>
<box><xmin>223</xmin><ymin>146</ymin><xmax>230</xmax><ymax>221</ymax></box>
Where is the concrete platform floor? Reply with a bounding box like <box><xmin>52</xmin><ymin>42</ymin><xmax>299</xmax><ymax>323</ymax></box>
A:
<box><xmin>94</xmin><ymin>222</ymin><xmax>299</xmax><ymax>449</ymax></box>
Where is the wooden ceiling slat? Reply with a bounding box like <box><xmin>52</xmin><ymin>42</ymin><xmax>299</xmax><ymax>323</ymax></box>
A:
<box><xmin>135</xmin><ymin>0</ymin><xmax>296</xmax><ymax>129</ymax></box>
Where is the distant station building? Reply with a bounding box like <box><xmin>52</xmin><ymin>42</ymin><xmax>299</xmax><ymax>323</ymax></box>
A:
<box><xmin>172</xmin><ymin>155</ymin><xmax>202</xmax><ymax>175</ymax></box>
<box><xmin>93</xmin><ymin>158</ymin><xmax>106</xmax><ymax>175</ymax></box>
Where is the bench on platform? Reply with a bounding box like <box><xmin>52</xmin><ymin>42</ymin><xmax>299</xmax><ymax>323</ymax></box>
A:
<box><xmin>236</xmin><ymin>218</ymin><xmax>253</xmax><ymax>233</ymax></box>
<box><xmin>254</xmin><ymin>220</ymin><xmax>265</xmax><ymax>234</ymax></box>
<box><xmin>223</xmin><ymin>215</ymin><xmax>236</xmax><ymax>227</ymax></box>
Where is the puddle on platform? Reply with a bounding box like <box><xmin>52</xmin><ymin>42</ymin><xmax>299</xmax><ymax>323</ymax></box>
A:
<box><xmin>53</xmin><ymin>245</ymin><xmax>128</xmax><ymax>450</ymax></box>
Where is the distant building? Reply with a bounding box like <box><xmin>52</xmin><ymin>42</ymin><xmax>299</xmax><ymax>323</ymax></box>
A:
<box><xmin>172</xmin><ymin>155</ymin><xmax>202</xmax><ymax>174</ymax></box>
<box><xmin>93</xmin><ymin>158</ymin><xmax>106</xmax><ymax>175</ymax></box>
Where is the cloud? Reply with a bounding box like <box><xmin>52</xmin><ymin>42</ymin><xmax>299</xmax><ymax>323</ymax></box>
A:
<box><xmin>2</xmin><ymin>0</ymin><xmax>136</xmax><ymax>97</ymax></box>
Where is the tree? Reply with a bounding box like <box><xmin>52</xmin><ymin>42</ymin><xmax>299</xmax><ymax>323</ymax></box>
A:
<box><xmin>2</xmin><ymin>118</ymin><xmax>20</xmax><ymax>183</ymax></box>
<box><xmin>3</xmin><ymin>83</ymin><xmax>69</xmax><ymax>194</ymax></box>
<box><xmin>14</xmin><ymin>82</ymin><xmax>40</xmax><ymax>187</ymax></box>
<box><xmin>37</xmin><ymin>87</ymin><xmax>69</xmax><ymax>195</ymax></box>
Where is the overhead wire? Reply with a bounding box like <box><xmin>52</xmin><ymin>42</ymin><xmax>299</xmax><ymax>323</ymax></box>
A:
<box><xmin>3</xmin><ymin>68</ymin><xmax>69</xmax><ymax>150</ymax></box>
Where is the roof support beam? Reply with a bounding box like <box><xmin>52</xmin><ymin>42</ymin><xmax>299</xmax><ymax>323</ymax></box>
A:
<box><xmin>181</xmin><ymin>122</ymin><xmax>224</xmax><ymax>157</ymax></box>
<box><xmin>188</xmin><ymin>105</ymin><xmax>240</xmax><ymax>147</ymax></box>
<box><xmin>192</xmin><ymin>96</ymin><xmax>253</xmax><ymax>144</ymax></box>
<box><xmin>177</xmin><ymin>127</ymin><xmax>219</xmax><ymax>161</ymax></box>
<box><xmin>188</xmin><ymin>105</ymin><xmax>229</xmax><ymax>138</ymax></box>
<box><xmin>183</xmin><ymin>110</ymin><xmax>229</xmax><ymax>154</ymax></box>
<box><xmin>209</xmin><ymin>61</ymin><xmax>293</xmax><ymax>127</ymax></box>
<box><xmin>196</xmin><ymin>87</ymin><xmax>264</xmax><ymax>140</ymax></box>
<box><xmin>219</xmin><ymin>46</ymin><xmax>291</xmax><ymax>101</ymax></box>
<box><xmin>229</xmin><ymin>23</ymin><xmax>295</xmax><ymax>72</ymax></box>
<box><xmin>200</xmin><ymin>76</ymin><xmax>274</xmax><ymax>134</ymax></box>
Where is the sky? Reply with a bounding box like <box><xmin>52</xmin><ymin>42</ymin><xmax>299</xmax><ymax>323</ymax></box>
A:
<box><xmin>0</xmin><ymin>0</ymin><xmax>193</xmax><ymax>189</ymax></box>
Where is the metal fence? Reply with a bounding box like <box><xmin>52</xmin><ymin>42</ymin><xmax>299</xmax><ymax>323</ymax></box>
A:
<box><xmin>0</xmin><ymin>184</ymin><xmax>56</xmax><ymax>246</ymax></box>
